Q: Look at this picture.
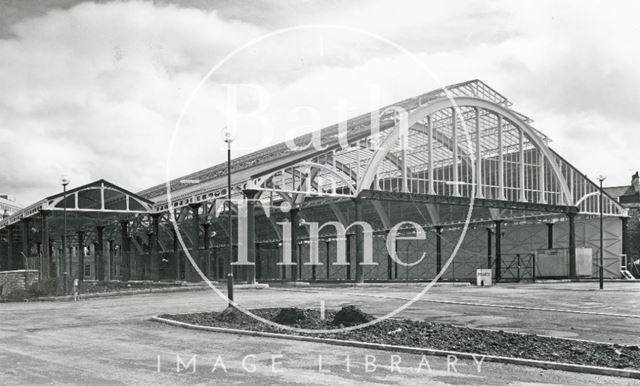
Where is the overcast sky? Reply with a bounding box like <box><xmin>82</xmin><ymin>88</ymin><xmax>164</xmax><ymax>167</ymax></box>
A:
<box><xmin>1</xmin><ymin>0</ymin><xmax>639</xmax><ymax>204</ymax></box>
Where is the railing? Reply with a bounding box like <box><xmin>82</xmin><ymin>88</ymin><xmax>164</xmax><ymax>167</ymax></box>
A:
<box><xmin>497</xmin><ymin>253</ymin><xmax>536</xmax><ymax>282</ymax></box>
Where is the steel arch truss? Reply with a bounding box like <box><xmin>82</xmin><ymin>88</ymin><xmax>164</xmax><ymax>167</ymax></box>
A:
<box><xmin>247</xmin><ymin>95</ymin><xmax>625</xmax><ymax>219</ymax></box>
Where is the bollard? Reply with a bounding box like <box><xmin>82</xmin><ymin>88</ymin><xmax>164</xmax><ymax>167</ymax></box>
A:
<box><xmin>226</xmin><ymin>273</ymin><xmax>234</xmax><ymax>306</ymax></box>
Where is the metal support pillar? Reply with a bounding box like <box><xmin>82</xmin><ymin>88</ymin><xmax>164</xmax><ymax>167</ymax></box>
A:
<box><xmin>497</xmin><ymin>115</ymin><xmax>505</xmax><ymax>200</ymax></box>
<box><xmin>394</xmin><ymin>237</ymin><xmax>398</xmax><ymax>279</ymax></box>
<box><xmin>48</xmin><ymin>239</ymin><xmax>54</xmax><ymax>278</ymax></box>
<box><xmin>172</xmin><ymin>229</ymin><xmax>180</xmax><ymax>281</ymax></box>
<box><xmin>568</xmin><ymin>213</ymin><xmax>577</xmax><ymax>279</ymax></box>
<box><xmin>538</xmin><ymin>151</ymin><xmax>547</xmax><ymax>204</ymax></box>
<box><xmin>244</xmin><ymin>190</ymin><xmax>259</xmax><ymax>284</ymax></box>
<box><xmin>0</xmin><ymin>229</ymin><xmax>7</xmax><ymax>271</ymax></box>
<box><xmin>290</xmin><ymin>208</ymin><xmax>299</xmax><ymax>282</ymax></box>
<box><xmin>435</xmin><ymin>226</ymin><xmax>443</xmax><ymax>274</ymax></box>
<box><xmin>451</xmin><ymin>107</ymin><xmax>460</xmax><ymax>197</ymax></box>
<box><xmin>120</xmin><ymin>221</ymin><xmax>130</xmax><ymax>281</ymax></box>
<box><xmin>7</xmin><ymin>226</ymin><xmax>14</xmax><ymax>270</ymax></box>
<box><xmin>486</xmin><ymin>227</ymin><xmax>492</xmax><ymax>269</ymax></box>
<box><xmin>68</xmin><ymin>246</ymin><xmax>73</xmax><ymax>278</ymax></box>
<box><xmin>40</xmin><ymin>210</ymin><xmax>51</xmax><ymax>279</ymax></box>
<box><xmin>298</xmin><ymin>243</ymin><xmax>302</xmax><ymax>280</ymax></box>
<box><xmin>354</xmin><ymin>198</ymin><xmax>364</xmax><ymax>284</ymax></box>
<box><xmin>107</xmin><ymin>240</ymin><xmax>114</xmax><ymax>280</ymax></box>
<box><xmin>518</xmin><ymin>131</ymin><xmax>526</xmax><ymax>202</ymax></box>
<box><xmin>310</xmin><ymin>241</ymin><xmax>315</xmax><ymax>280</ymax></box>
<box><xmin>149</xmin><ymin>213</ymin><xmax>160</xmax><ymax>281</ymax></box>
<box><xmin>188</xmin><ymin>203</ymin><xmax>201</xmax><ymax>282</ymax></box>
<box><xmin>21</xmin><ymin>218</ymin><xmax>31</xmax><ymax>270</ymax></box>
<box><xmin>325</xmin><ymin>240</ymin><xmax>331</xmax><ymax>279</ymax></box>
<box><xmin>77</xmin><ymin>231</ymin><xmax>84</xmax><ymax>281</ymax></box>
<box><xmin>494</xmin><ymin>220</ymin><xmax>502</xmax><ymax>282</ymax></box>
<box><xmin>401</xmin><ymin>134</ymin><xmax>408</xmax><ymax>193</ymax></box>
<box><xmin>59</xmin><ymin>235</ymin><xmax>67</xmax><ymax>294</ymax></box>
<box><xmin>202</xmin><ymin>223</ymin><xmax>211</xmax><ymax>279</ymax></box>
<box><xmin>386</xmin><ymin>231</ymin><xmax>392</xmax><ymax>280</ymax></box>
<box><xmin>427</xmin><ymin>115</ymin><xmax>435</xmax><ymax>195</ymax></box>
<box><xmin>36</xmin><ymin>242</ymin><xmax>41</xmax><ymax>272</ymax></box>
<box><xmin>143</xmin><ymin>233</ymin><xmax>151</xmax><ymax>280</ymax></box>
<box><xmin>475</xmin><ymin>107</ymin><xmax>484</xmax><ymax>198</ymax></box>
<box><xmin>96</xmin><ymin>226</ymin><xmax>104</xmax><ymax>281</ymax></box>
<box><xmin>346</xmin><ymin>234</ymin><xmax>352</xmax><ymax>280</ymax></box>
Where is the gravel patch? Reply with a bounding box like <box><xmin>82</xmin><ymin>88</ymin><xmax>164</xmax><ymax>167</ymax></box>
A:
<box><xmin>160</xmin><ymin>306</ymin><xmax>640</xmax><ymax>370</ymax></box>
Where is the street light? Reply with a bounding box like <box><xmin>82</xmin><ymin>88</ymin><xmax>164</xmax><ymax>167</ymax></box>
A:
<box><xmin>224</xmin><ymin>127</ymin><xmax>235</xmax><ymax>305</ymax></box>
<box><xmin>60</xmin><ymin>175</ymin><xmax>70</xmax><ymax>295</ymax></box>
<box><xmin>598</xmin><ymin>175</ymin><xmax>606</xmax><ymax>290</ymax></box>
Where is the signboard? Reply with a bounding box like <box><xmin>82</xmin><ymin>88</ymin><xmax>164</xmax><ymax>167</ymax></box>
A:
<box><xmin>535</xmin><ymin>248</ymin><xmax>568</xmax><ymax>278</ymax></box>
<box><xmin>575</xmin><ymin>247</ymin><xmax>593</xmax><ymax>276</ymax></box>
<box><xmin>476</xmin><ymin>269</ymin><xmax>492</xmax><ymax>286</ymax></box>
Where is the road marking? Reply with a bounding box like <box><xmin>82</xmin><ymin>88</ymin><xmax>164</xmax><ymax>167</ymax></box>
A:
<box><xmin>279</xmin><ymin>287</ymin><xmax>640</xmax><ymax>319</ymax></box>
<box><xmin>349</xmin><ymin>292</ymin><xmax>640</xmax><ymax>319</ymax></box>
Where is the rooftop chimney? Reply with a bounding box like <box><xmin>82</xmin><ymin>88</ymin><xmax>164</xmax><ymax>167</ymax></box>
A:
<box><xmin>633</xmin><ymin>171</ymin><xmax>640</xmax><ymax>193</ymax></box>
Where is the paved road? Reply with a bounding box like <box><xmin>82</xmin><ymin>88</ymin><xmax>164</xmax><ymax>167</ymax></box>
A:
<box><xmin>1</xmin><ymin>283</ymin><xmax>639</xmax><ymax>385</ymax></box>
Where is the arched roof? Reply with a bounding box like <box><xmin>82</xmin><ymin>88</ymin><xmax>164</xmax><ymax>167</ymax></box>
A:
<box><xmin>140</xmin><ymin>79</ymin><xmax>625</xmax><ymax>218</ymax></box>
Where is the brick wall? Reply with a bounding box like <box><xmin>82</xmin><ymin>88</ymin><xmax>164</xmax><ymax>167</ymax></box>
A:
<box><xmin>626</xmin><ymin>208</ymin><xmax>640</xmax><ymax>262</ymax></box>
<box><xmin>0</xmin><ymin>270</ymin><xmax>39</xmax><ymax>297</ymax></box>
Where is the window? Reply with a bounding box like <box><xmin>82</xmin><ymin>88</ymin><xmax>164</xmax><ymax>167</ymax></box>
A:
<box><xmin>84</xmin><ymin>264</ymin><xmax>91</xmax><ymax>278</ymax></box>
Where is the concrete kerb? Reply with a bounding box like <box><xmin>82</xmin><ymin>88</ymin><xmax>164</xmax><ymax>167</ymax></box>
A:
<box><xmin>150</xmin><ymin>316</ymin><xmax>640</xmax><ymax>380</ymax></box>
<box><xmin>34</xmin><ymin>282</ymin><xmax>269</xmax><ymax>302</ymax></box>
<box><xmin>353</xmin><ymin>282</ymin><xmax>471</xmax><ymax>288</ymax></box>
<box><xmin>270</xmin><ymin>282</ymin><xmax>471</xmax><ymax>288</ymax></box>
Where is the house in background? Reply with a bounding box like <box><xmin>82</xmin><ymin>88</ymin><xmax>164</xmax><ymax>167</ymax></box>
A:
<box><xmin>605</xmin><ymin>172</ymin><xmax>640</xmax><ymax>274</ymax></box>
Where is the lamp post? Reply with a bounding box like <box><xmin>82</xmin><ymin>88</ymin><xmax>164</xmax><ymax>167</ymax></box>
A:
<box><xmin>598</xmin><ymin>175</ymin><xmax>606</xmax><ymax>290</ymax></box>
<box><xmin>224</xmin><ymin>127</ymin><xmax>234</xmax><ymax>305</ymax></box>
<box><xmin>60</xmin><ymin>175</ymin><xmax>70</xmax><ymax>295</ymax></box>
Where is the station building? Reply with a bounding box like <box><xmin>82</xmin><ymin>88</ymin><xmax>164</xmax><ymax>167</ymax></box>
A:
<box><xmin>0</xmin><ymin>195</ymin><xmax>22</xmax><ymax>218</ymax></box>
<box><xmin>0</xmin><ymin>80</ymin><xmax>630</xmax><ymax>287</ymax></box>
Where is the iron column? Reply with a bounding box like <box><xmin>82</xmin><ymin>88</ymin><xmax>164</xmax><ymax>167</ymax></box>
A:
<box><xmin>494</xmin><ymin>220</ymin><xmax>503</xmax><ymax>282</ymax></box>
<box><xmin>568</xmin><ymin>213</ymin><xmax>577</xmax><ymax>279</ymax></box>
<box><xmin>598</xmin><ymin>175</ymin><xmax>606</xmax><ymax>290</ymax></box>
<box><xmin>224</xmin><ymin>127</ymin><xmax>234</xmax><ymax>291</ymax></box>
<box><xmin>150</xmin><ymin>213</ymin><xmax>161</xmax><ymax>281</ymax></box>
<box><xmin>354</xmin><ymin>198</ymin><xmax>364</xmax><ymax>284</ymax></box>
<box><xmin>436</xmin><ymin>226</ymin><xmax>443</xmax><ymax>274</ymax></box>
<box><xmin>96</xmin><ymin>226</ymin><xmax>104</xmax><ymax>281</ymax></box>
<box><xmin>60</xmin><ymin>176</ymin><xmax>70</xmax><ymax>294</ymax></box>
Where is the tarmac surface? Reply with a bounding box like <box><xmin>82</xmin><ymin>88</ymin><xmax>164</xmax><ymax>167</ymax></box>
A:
<box><xmin>1</xmin><ymin>281</ymin><xmax>640</xmax><ymax>385</ymax></box>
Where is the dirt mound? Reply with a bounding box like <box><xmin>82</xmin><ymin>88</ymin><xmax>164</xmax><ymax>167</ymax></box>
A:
<box><xmin>273</xmin><ymin>307</ymin><xmax>307</xmax><ymax>325</ymax></box>
<box><xmin>332</xmin><ymin>305</ymin><xmax>372</xmax><ymax>327</ymax></box>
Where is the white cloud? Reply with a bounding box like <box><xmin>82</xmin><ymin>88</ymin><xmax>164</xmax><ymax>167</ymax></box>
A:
<box><xmin>1</xmin><ymin>0</ymin><xmax>639</xmax><ymax>204</ymax></box>
<box><xmin>0</xmin><ymin>1</ymin><xmax>263</xmax><ymax>202</ymax></box>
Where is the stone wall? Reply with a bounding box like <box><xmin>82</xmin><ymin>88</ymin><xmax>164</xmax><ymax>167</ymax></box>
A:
<box><xmin>0</xmin><ymin>270</ymin><xmax>39</xmax><ymax>297</ymax></box>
